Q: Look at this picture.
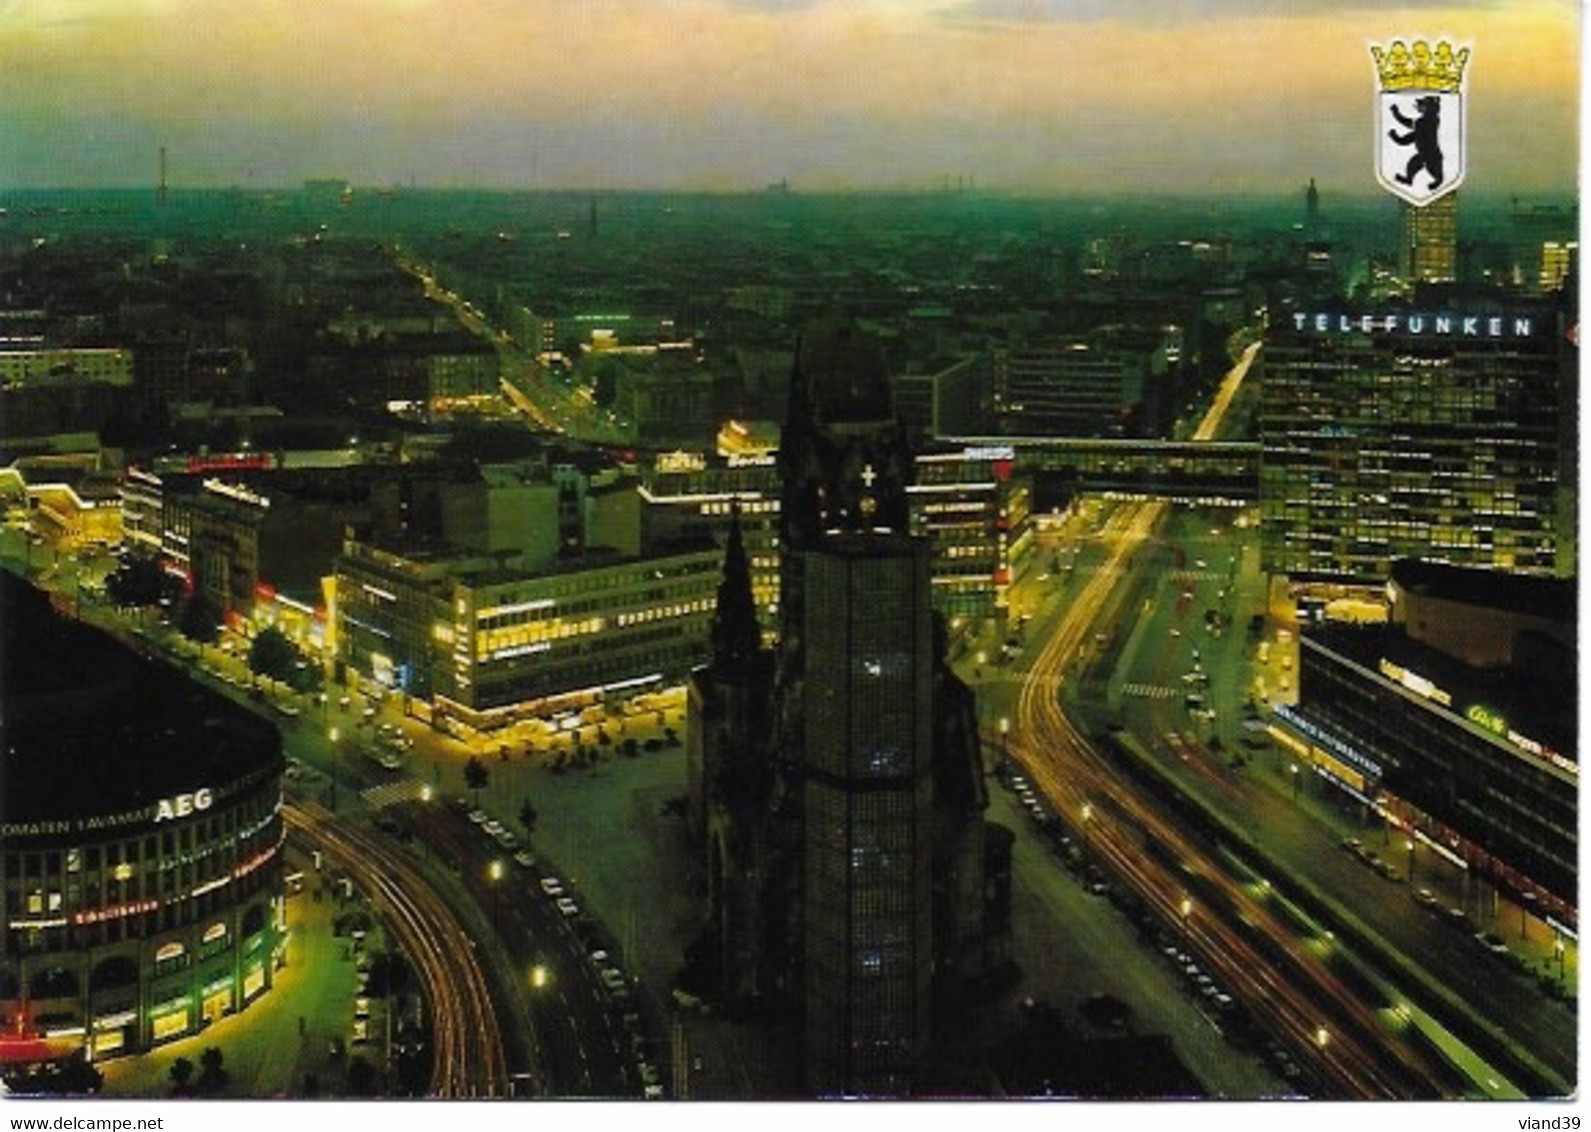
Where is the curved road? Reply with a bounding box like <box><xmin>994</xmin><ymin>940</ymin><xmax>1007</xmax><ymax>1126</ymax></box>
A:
<box><xmin>284</xmin><ymin>799</ymin><xmax>509</xmax><ymax>1098</ymax></box>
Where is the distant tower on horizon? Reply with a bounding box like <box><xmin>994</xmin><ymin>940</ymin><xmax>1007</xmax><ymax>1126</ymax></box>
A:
<box><xmin>158</xmin><ymin>146</ymin><xmax>169</xmax><ymax>207</ymax></box>
<box><xmin>1403</xmin><ymin>194</ymin><xmax>1459</xmax><ymax>284</ymax></box>
<box><xmin>1305</xmin><ymin>178</ymin><xmax>1319</xmax><ymax>225</ymax></box>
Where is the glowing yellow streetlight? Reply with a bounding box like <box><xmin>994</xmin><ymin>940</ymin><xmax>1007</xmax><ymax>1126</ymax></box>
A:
<box><xmin>531</xmin><ymin>965</ymin><xmax>549</xmax><ymax>989</ymax></box>
<box><xmin>488</xmin><ymin>858</ymin><xmax>505</xmax><ymax>918</ymax></box>
<box><xmin>1315</xmin><ymin>1025</ymin><xmax>1330</xmax><ymax>1050</ymax></box>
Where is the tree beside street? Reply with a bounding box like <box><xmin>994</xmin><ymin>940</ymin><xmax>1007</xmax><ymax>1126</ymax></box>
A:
<box><xmin>248</xmin><ymin>625</ymin><xmax>324</xmax><ymax>692</ymax></box>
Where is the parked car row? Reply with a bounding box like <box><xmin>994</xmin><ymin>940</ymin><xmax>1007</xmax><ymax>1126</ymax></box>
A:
<box><xmin>1338</xmin><ymin>836</ymin><xmax>1402</xmax><ymax>883</ymax></box>
<box><xmin>462</xmin><ymin>804</ymin><xmax>522</xmax><ymax>852</ymax></box>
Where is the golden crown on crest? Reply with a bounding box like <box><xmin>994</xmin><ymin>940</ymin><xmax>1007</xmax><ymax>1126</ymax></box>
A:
<box><xmin>1370</xmin><ymin>39</ymin><xmax>1471</xmax><ymax>93</ymax></box>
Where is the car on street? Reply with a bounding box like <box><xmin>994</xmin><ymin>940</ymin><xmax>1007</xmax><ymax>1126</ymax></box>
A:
<box><xmin>555</xmin><ymin>896</ymin><xmax>580</xmax><ymax>917</ymax></box>
<box><xmin>468</xmin><ymin>809</ymin><xmax>488</xmax><ymax>825</ymax></box>
<box><xmin>540</xmin><ymin>877</ymin><xmax>565</xmax><ymax>897</ymax></box>
<box><xmin>1413</xmin><ymin>887</ymin><xmax>1439</xmax><ymax>908</ymax></box>
<box><xmin>513</xmin><ymin>850</ymin><xmax>536</xmax><ymax>868</ymax></box>
<box><xmin>1475</xmin><ymin>931</ymin><xmax>1510</xmax><ymax>956</ymax></box>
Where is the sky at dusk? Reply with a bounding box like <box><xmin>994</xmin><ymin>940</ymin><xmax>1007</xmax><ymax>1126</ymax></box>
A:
<box><xmin>0</xmin><ymin>0</ymin><xmax>1579</xmax><ymax>195</ymax></box>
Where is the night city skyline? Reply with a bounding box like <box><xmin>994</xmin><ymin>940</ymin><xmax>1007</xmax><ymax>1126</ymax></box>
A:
<box><xmin>0</xmin><ymin>0</ymin><xmax>1581</xmax><ymax>1126</ymax></box>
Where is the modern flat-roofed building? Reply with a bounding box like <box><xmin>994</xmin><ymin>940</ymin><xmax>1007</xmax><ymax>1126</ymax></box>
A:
<box><xmin>1270</xmin><ymin>560</ymin><xmax>1575</xmax><ymax>925</ymax></box>
<box><xmin>639</xmin><ymin>445</ymin><xmax>1031</xmax><ymax>639</ymax></box>
<box><xmin>1403</xmin><ymin>196</ymin><xmax>1459</xmax><ymax>284</ymax></box>
<box><xmin>332</xmin><ymin>535</ymin><xmax>720</xmax><ymax>731</ymax></box>
<box><xmin>434</xmin><ymin>542</ymin><xmax>720</xmax><ymax>731</ymax></box>
<box><xmin>0</xmin><ymin>349</ymin><xmax>134</xmax><ymax>389</ymax></box>
<box><xmin>1260</xmin><ymin>299</ymin><xmax>1573</xmax><ymax>585</ymax></box>
<box><xmin>994</xmin><ymin>340</ymin><xmax>1141</xmax><ymax>438</ymax></box>
<box><xmin>0</xmin><ymin>575</ymin><xmax>286</xmax><ymax>1063</ymax></box>
<box><xmin>894</xmin><ymin>355</ymin><xmax>987</xmax><ymax>446</ymax></box>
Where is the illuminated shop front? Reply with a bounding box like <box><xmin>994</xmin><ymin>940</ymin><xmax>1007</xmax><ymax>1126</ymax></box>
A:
<box><xmin>0</xmin><ymin>576</ymin><xmax>286</xmax><ymax>1064</ymax></box>
<box><xmin>1272</xmin><ymin>603</ymin><xmax>1575</xmax><ymax>927</ymax></box>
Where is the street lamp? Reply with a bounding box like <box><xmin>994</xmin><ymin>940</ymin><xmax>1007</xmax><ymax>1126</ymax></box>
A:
<box><xmin>1406</xmin><ymin>838</ymin><xmax>1416</xmax><ymax>883</ymax></box>
<box><xmin>1179</xmin><ymin>895</ymin><xmax>1193</xmax><ymax>941</ymax></box>
<box><xmin>1315</xmin><ymin>1025</ymin><xmax>1330</xmax><ymax>1051</ymax></box>
<box><xmin>1290</xmin><ymin>763</ymin><xmax>1300</xmax><ymax>800</ymax></box>
<box><xmin>1555</xmin><ymin>935</ymin><xmax>1566</xmax><ymax>983</ymax></box>
<box><xmin>489</xmin><ymin>859</ymin><xmax>504</xmax><ymax>918</ymax></box>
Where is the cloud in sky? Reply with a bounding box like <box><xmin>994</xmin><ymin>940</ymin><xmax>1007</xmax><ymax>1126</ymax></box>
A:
<box><xmin>0</xmin><ymin>0</ymin><xmax>1576</xmax><ymax>193</ymax></box>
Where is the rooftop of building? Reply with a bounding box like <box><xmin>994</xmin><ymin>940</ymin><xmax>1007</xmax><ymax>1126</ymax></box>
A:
<box><xmin>345</xmin><ymin>532</ymin><xmax>717</xmax><ymax>587</ymax></box>
<box><xmin>1304</xmin><ymin>619</ymin><xmax>1574</xmax><ymax>759</ymax></box>
<box><xmin>1390</xmin><ymin>558</ymin><xmax>1576</xmax><ymax>624</ymax></box>
<box><xmin>0</xmin><ymin>573</ymin><xmax>282</xmax><ymax>826</ymax></box>
<box><xmin>446</xmin><ymin>536</ymin><xmax>719</xmax><ymax>588</ymax></box>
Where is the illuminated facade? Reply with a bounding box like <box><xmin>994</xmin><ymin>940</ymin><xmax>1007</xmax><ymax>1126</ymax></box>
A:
<box><xmin>333</xmin><ymin>536</ymin><xmax>720</xmax><ymax>731</ymax></box>
<box><xmin>911</xmin><ymin>445</ymin><xmax>1031</xmax><ymax>623</ymax></box>
<box><xmin>0</xmin><ymin>349</ymin><xmax>133</xmax><ymax>389</ymax></box>
<box><xmin>640</xmin><ymin>446</ymin><xmax>1032</xmax><ymax>637</ymax></box>
<box><xmin>0</xmin><ymin>577</ymin><xmax>285</xmax><ymax>1063</ymax></box>
<box><xmin>1260</xmin><ymin>301</ymin><xmax>1573</xmax><ymax>583</ymax></box>
<box><xmin>1403</xmin><ymin>195</ymin><xmax>1458</xmax><ymax>284</ymax></box>
<box><xmin>1270</xmin><ymin>561</ymin><xmax>1575</xmax><ymax>925</ymax></box>
<box><xmin>435</xmin><ymin>545</ymin><xmax>720</xmax><ymax>730</ymax></box>
<box><xmin>640</xmin><ymin>455</ymin><xmax>784</xmax><ymax>643</ymax></box>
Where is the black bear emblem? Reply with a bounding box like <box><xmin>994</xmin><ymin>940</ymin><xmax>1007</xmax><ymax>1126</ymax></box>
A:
<box><xmin>1388</xmin><ymin>96</ymin><xmax>1445</xmax><ymax>191</ymax></box>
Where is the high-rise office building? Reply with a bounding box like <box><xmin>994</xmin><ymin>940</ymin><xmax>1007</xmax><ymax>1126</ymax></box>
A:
<box><xmin>800</xmin><ymin>535</ymin><xmax>936</xmax><ymax>1096</ymax></box>
<box><xmin>1508</xmin><ymin>201</ymin><xmax>1578</xmax><ymax>294</ymax></box>
<box><xmin>687</xmin><ymin>316</ymin><xmax>1005</xmax><ymax>1097</ymax></box>
<box><xmin>1403</xmin><ymin>195</ymin><xmax>1459</xmax><ymax>284</ymax></box>
<box><xmin>1261</xmin><ymin>298</ymin><xmax>1573</xmax><ymax>585</ymax></box>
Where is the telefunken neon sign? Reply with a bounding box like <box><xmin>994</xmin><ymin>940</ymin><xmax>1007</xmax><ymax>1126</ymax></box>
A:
<box><xmin>1290</xmin><ymin>312</ymin><xmax>1535</xmax><ymax>338</ymax></box>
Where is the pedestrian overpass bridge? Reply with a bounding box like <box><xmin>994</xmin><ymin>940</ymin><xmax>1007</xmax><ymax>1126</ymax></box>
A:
<box><xmin>945</xmin><ymin>436</ymin><xmax>1262</xmax><ymax>505</ymax></box>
